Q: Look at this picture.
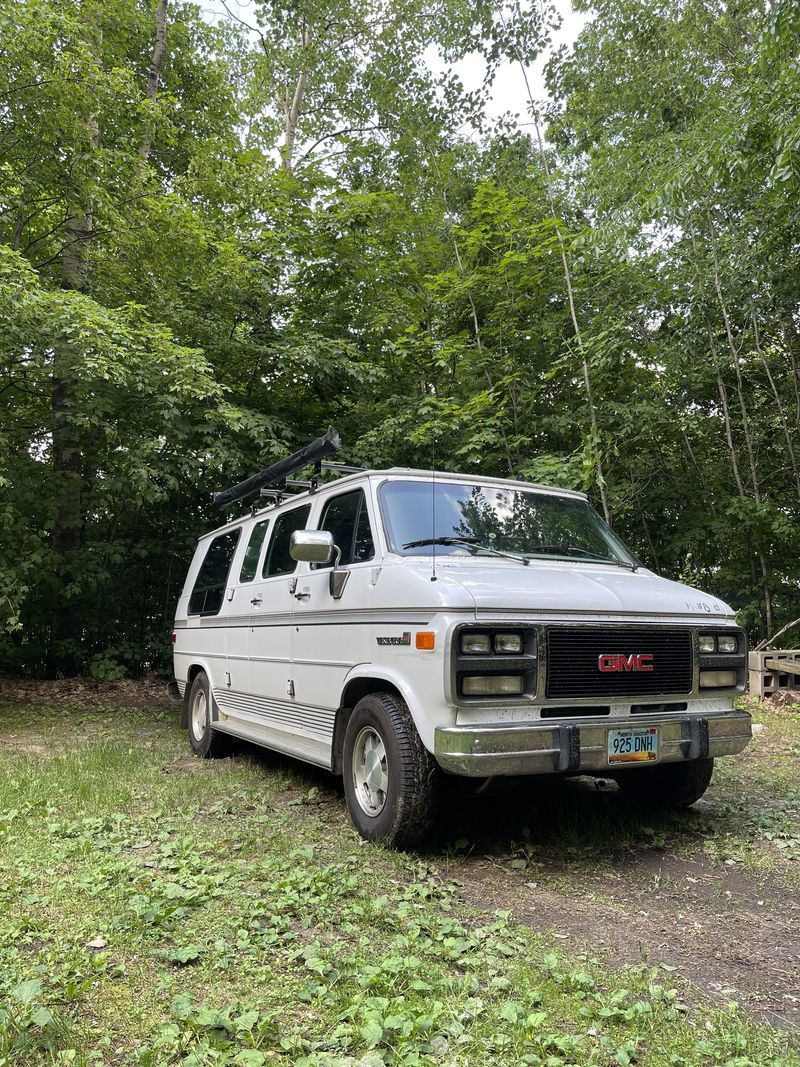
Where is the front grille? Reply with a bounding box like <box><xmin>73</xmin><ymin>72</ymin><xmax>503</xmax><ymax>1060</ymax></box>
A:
<box><xmin>546</xmin><ymin>628</ymin><xmax>693</xmax><ymax>699</ymax></box>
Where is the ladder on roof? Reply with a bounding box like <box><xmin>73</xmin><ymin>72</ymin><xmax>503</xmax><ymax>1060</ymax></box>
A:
<box><xmin>213</xmin><ymin>427</ymin><xmax>363</xmax><ymax>510</ymax></box>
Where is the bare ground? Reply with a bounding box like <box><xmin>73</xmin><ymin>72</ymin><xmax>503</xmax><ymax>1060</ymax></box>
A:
<box><xmin>425</xmin><ymin>781</ymin><xmax>800</xmax><ymax>1029</ymax></box>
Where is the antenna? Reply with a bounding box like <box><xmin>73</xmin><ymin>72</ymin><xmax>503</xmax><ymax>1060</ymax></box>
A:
<box><xmin>430</xmin><ymin>432</ymin><xmax>437</xmax><ymax>583</ymax></box>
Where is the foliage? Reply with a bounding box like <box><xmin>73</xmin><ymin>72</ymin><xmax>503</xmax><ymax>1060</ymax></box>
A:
<box><xmin>1</xmin><ymin>0</ymin><xmax>799</xmax><ymax>673</ymax></box>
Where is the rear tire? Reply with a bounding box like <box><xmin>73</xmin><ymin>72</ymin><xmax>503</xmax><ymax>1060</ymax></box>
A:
<box><xmin>616</xmin><ymin>757</ymin><xmax>714</xmax><ymax>808</ymax></box>
<box><xmin>187</xmin><ymin>671</ymin><xmax>231</xmax><ymax>758</ymax></box>
<box><xmin>343</xmin><ymin>692</ymin><xmax>439</xmax><ymax>848</ymax></box>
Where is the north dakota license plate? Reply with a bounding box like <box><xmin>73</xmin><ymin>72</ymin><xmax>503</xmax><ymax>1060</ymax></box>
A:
<box><xmin>607</xmin><ymin>726</ymin><xmax>658</xmax><ymax>765</ymax></box>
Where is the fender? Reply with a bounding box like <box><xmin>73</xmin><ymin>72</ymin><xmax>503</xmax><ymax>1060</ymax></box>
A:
<box><xmin>339</xmin><ymin>662</ymin><xmax>456</xmax><ymax>754</ymax></box>
<box><xmin>178</xmin><ymin>657</ymin><xmax>223</xmax><ymax>727</ymax></box>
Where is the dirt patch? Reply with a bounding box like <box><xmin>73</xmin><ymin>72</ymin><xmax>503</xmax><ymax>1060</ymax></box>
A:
<box><xmin>430</xmin><ymin>785</ymin><xmax>800</xmax><ymax>1030</ymax></box>
<box><xmin>0</xmin><ymin>736</ymin><xmax>54</xmax><ymax>757</ymax></box>
<box><xmin>459</xmin><ymin>856</ymin><xmax>799</xmax><ymax>1026</ymax></box>
<box><xmin>0</xmin><ymin>673</ymin><xmax>173</xmax><ymax>709</ymax></box>
<box><xmin>162</xmin><ymin>755</ymin><xmax>247</xmax><ymax>775</ymax></box>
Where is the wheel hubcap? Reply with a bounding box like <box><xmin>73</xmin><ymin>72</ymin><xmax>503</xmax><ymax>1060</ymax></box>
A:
<box><xmin>352</xmin><ymin>726</ymin><xmax>388</xmax><ymax>816</ymax></box>
<box><xmin>191</xmin><ymin>689</ymin><xmax>207</xmax><ymax>740</ymax></box>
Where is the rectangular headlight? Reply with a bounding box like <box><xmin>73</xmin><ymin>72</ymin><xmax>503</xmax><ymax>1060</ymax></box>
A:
<box><xmin>699</xmin><ymin>669</ymin><xmax>738</xmax><ymax>688</ymax></box>
<box><xmin>698</xmin><ymin>635</ymin><xmax>716</xmax><ymax>653</ymax></box>
<box><xmin>717</xmin><ymin>635</ymin><xmax>737</xmax><ymax>653</ymax></box>
<box><xmin>494</xmin><ymin>632</ymin><xmax>523</xmax><ymax>654</ymax></box>
<box><xmin>462</xmin><ymin>675</ymin><xmax>524</xmax><ymax>696</ymax></box>
<box><xmin>461</xmin><ymin>633</ymin><xmax>491</xmax><ymax>655</ymax></box>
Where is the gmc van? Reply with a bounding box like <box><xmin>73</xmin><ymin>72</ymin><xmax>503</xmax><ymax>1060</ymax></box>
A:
<box><xmin>173</xmin><ymin>445</ymin><xmax>751</xmax><ymax>847</ymax></box>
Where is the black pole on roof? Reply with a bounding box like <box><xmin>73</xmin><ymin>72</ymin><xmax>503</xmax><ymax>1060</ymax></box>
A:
<box><xmin>213</xmin><ymin>426</ymin><xmax>342</xmax><ymax>510</ymax></box>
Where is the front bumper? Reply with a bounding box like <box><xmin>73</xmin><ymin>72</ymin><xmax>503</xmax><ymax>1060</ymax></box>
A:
<box><xmin>434</xmin><ymin>711</ymin><xmax>752</xmax><ymax>777</ymax></box>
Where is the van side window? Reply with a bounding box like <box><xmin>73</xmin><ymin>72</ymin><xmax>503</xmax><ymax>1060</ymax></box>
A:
<box><xmin>316</xmin><ymin>489</ymin><xmax>375</xmax><ymax>568</ymax></box>
<box><xmin>188</xmin><ymin>529</ymin><xmax>240</xmax><ymax>615</ymax></box>
<box><xmin>240</xmin><ymin>519</ymin><xmax>269</xmax><ymax>582</ymax></box>
<box><xmin>262</xmin><ymin>505</ymin><xmax>312</xmax><ymax>577</ymax></box>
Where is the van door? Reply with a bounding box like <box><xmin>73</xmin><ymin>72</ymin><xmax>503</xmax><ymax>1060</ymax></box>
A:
<box><xmin>291</xmin><ymin>488</ymin><xmax>377</xmax><ymax>722</ymax></box>
<box><xmin>185</xmin><ymin>527</ymin><xmax>241</xmax><ymax>710</ymax></box>
<box><xmin>222</xmin><ymin>517</ymin><xmax>271</xmax><ymax>708</ymax></box>
<box><xmin>242</xmin><ymin>503</ymin><xmax>314</xmax><ymax>755</ymax></box>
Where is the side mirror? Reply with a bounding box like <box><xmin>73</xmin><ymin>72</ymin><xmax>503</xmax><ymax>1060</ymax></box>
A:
<box><xmin>290</xmin><ymin>529</ymin><xmax>350</xmax><ymax>599</ymax></box>
<box><xmin>290</xmin><ymin>529</ymin><xmax>335</xmax><ymax>563</ymax></box>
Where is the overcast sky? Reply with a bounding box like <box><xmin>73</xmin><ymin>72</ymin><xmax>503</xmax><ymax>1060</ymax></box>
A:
<box><xmin>199</xmin><ymin>0</ymin><xmax>589</xmax><ymax>119</ymax></box>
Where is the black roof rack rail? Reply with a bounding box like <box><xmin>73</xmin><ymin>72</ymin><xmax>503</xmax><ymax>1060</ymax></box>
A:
<box><xmin>321</xmin><ymin>462</ymin><xmax>365</xmax><ymax>474</ymax></box>
<box><xmin>213</xmin><ymin>426</ymin><xmax>341</xmax><ymax>510</ymax></box>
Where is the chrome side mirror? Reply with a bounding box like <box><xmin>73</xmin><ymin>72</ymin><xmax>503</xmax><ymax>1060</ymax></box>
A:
<box><xmin>290</xmin><ymin>529</ymin><xmax>335</xmax><ymax>563</ymax></box>
<box><xmin>289</xmin><ymin>529</ymin><xmax>349</xmax><ymax>599</ymax></box>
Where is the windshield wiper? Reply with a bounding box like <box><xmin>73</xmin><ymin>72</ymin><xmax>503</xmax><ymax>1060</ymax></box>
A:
<box><xmin>532</xmin><ymin>545</ymin><xmax>638</xmax><ymax>571</ymax></box>
<box><xmin>402</xmin><ymin>536</ymin><xmax>530</xmax><ymax>566</ymax></box>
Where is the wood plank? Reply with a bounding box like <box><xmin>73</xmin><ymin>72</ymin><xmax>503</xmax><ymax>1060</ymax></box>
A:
<box><xmin>765</xmin><ymin>659</ymin><xmax>800</xmax><ymax>676</ymax></box>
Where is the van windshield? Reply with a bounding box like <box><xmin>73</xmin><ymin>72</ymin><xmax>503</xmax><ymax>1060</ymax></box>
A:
<box><xmin>379</xmin><ymin>480</ymin><xmax>638</xmax><ymax>568</ymax></box>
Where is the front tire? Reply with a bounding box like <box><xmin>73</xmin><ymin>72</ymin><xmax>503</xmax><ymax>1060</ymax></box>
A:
<box><xmin>616</xmin><ymin>757</ymin><xmax>714</xmax><ymax>808</ymax></box>
<box><xmin>343</xmin><ymin>692</ymin><xmax>439</xmax><ymax>848</ymax></box>
<box><xmin>187</xmin><ymin>672</ymin><xmax>231</xmax><ymax>758</ymax></box>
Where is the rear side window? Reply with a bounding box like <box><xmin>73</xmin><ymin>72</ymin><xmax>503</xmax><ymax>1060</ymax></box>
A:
<box><xmin>240</xmin><ymin>520</ymin><xmax>269</xmax><ymax>582</ymax></box>
<box><xmin>316</xmin><ymin>489</ymin><xmax>374</xmax><ymax>568</ymax></box>
<box><xmin>189</xmin><ymin>529</ymin><xmax>240</xmax><ymax>615</ymax></box>
<box><xmin>262</xmin><ymin>505</ymin><xmax>311</xmax><ymax>577</ymax></box>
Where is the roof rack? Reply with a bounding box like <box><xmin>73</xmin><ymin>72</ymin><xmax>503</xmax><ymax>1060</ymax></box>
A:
<box><xmin>213</xmin><ymin>427</ymin><xmax>343</xmax><ymax>510</ymax></box>
<box><xmin>322</xmin><ymin>462</ymin><xmax>364</xmax><ymax>474</ymax></box>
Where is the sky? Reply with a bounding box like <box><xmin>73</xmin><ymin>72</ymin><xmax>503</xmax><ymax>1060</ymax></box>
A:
<box><xmin>200</xmin><ymin>0</ymin><xmax>590</xmax><ymax>120</ymax></box>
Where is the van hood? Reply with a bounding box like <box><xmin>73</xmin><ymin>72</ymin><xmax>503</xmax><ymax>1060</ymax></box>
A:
<box><xmin>433</xmin><ymin>559</ymin><xmax>734</xmax><ymax>622</ymax></box>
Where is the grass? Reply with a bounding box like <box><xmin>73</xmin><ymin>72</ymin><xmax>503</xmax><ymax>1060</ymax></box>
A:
<box><xmin>0</xmin><ymin>696</ymin><xmax>798</xmax><ymax>1066</ymax></box>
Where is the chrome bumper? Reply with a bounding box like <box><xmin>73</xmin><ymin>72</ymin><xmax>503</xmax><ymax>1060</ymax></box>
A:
<box><xmin>434</xmin><ymin>711</ymin><xmax>752</xmax><ymax>777</ymax></box>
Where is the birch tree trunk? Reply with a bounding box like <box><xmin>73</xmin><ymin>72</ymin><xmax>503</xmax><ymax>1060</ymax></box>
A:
<box><xmin>139</xmin><ymin>0</ymin><xmax>169</xmax><ymax>164</ymax></box>
<box><xmin>511</xmin><ymin>53</ymin><xmax>610</xmax><ymax>522</ymax></box>
<box><xmin>281</xmin><ymin>22</ymin><xmax>310</xmax><ymax>171</ymax></box>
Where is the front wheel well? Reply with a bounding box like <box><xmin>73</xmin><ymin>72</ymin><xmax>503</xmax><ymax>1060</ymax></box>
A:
<box><xmin>332</xmin><ymin>678</ymin><xmax>403</xmax><ymax>775</ymax></box>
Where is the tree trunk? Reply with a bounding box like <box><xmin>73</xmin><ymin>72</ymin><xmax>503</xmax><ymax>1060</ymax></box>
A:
<box><xmin>282</xmin><ymin>22</ymin><xmax>310</xmax><ymax>171</ymax></box>
<box><xmin>50</xmin><ymin>18</ymin><xmax>101</xmax><ymax>674</ymax></box>
<box><xmin>139</xmin><ymin>0</ymin><xmax>169</xmax><ymax>164</ymax></box>
<box><xmin>51</xmin><ymin>210</ymin><xmax>94</xmax><ymax>673</ymax></box>
<box><xmin>753</xmin><ymin>315</ymin><xmax>800</xmax><ymax>499</ymax></box>
<box><xmin>513</xmin><ymin>56</ymin><xmax>610</xmax><ymax>522</ymax></box>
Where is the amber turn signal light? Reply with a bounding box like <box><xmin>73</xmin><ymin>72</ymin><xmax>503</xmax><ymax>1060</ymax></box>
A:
<box><xmin>415</xmin><ymin>631</ymin><xmax>435</xmax><ymax>650</ymax></box>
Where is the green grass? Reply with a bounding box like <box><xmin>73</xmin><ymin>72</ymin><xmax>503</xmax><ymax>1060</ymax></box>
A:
<box><xmin>0</xmin><ymin>698</ymin><xmax>798</xmax><ymax>1066</ymax></box>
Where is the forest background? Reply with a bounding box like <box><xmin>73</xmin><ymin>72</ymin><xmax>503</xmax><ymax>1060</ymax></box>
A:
<box><xmin>1</xmin><ymin>0</ymin><xmax>798</xmax><ymax>678</ymax></box>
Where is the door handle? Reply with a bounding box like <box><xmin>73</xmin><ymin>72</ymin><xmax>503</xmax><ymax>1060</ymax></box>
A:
<box><xmin>250</xmin><ymin>594</ymin><xmax>262</xmax><ymax>606</ymax></box>
<box><xmin>294</xmin><ymin>589</ymin><xmax>311</xmax><ymax>601</ymax></box>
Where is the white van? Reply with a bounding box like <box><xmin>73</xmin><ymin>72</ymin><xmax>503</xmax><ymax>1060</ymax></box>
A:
<box><xmin>173</xmin><ymin>447</ymin><xmax>751</xmax><ymax>847</ymax></box>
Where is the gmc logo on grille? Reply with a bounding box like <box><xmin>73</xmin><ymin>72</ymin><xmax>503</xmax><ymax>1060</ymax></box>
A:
<box><xmin>598</xmin><ymin>653</ymin><xmax>654</xmax><ymax>672</ymax></box>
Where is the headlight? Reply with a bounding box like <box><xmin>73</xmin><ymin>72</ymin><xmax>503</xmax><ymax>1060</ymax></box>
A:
<box><xmin>462</xmin><ymin>675</ymin><xmax>524</xmax><ymax>696</ymax></box>
<box><xmin>698</xmin><ymin>635</ymin><xmax>716</xmax><ymax>653</ymax></box>
<box><xmin>494</xmin><ymin>632</ymin><xmax>523</xmax><ymax>654</ymax></box>
<box><xmin>718</xmin><ymin>635</ymin><xmax>738</xmax><ymax>653</ymax></box>
<box><xmin>461</xmin><ymin>633</ymin><xmax>491</xmax><ymax>655</ymax></box>
<box><xmin>699</xmin><ymin>669</ymin><xmax>738</xmax><ymax>688</ymax></box>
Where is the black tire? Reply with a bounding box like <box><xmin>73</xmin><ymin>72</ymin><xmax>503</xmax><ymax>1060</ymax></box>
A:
<box><xmin>342</xmin><ymin>692</ymin><xmax>439</xmax><ymax>848</ymax></box>
<box><xmin>616</xmin><ymin>757</ymin><xmax>714</xmax><ymax>808</ymax></box>
<box><xmin>187</xmin><ymin>671</ymin><xmax>231</xmax><ymax>758</ymax></box>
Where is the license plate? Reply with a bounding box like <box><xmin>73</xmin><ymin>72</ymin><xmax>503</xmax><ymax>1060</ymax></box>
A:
<box><xmin>608</xmin><ymin>726</ymin><xmax>658</xmax><ymax>765</ymax></box>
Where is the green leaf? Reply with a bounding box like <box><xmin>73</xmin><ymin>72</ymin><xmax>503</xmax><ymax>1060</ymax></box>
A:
<box><xmin>11</xmin><ymin>979</ymin><xmax>42</xmax><ymax>1006</ymax></box>
<box><xmin>360</xmin><ymin>1017</ymin><xmax>384</xmax><ymax>1046</ymax></box>
<box><xmin>168</xmin><ymin>944</ymin><xmax>202</xmax><ymax>965</ymax></box>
